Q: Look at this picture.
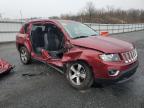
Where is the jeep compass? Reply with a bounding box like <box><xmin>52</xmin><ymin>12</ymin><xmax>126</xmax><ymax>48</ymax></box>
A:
<box><xmin>16</xmin><ymin>20</ymin><xmax>138</xmax><ymax>90</ymax></box>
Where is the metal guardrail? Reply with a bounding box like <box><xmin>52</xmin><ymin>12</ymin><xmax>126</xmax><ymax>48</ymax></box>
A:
<box><xmin>85</xmin><ymin>23</ymin><xmax>144</xmax><ymax>34</ymax></box>
<box><xmin>0</xmin><ymin>20</ymin><xmax>144</xmax><ymax>42</ymax></box>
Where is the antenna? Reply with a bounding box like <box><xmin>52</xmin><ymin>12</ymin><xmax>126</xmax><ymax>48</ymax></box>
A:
<box><xmin>20</xmin><ymin>10</ymin><xmax>23</xmax><ymax>24</ymax></box>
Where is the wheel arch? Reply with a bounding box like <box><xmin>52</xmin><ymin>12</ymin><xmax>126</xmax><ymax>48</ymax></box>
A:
<box><xmin>17</xmin><ymin>43</ymin><xmax>25</xmax><ymax>52</ymax></box>
<box><xmin>17</xmin><ymin>43</ymin><xmax>31</xmax><ymax>54</ymax></box>
<box><xmin>76</xmin><ymin>59</ymin><xmax>94</xmax><ymax>75</ymax></box>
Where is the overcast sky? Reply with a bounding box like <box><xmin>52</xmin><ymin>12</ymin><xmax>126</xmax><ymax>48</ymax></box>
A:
<box><xmin>0</xmin><ymin>0</ymin><xmax>144</xmax><ymax>19</ymax></box>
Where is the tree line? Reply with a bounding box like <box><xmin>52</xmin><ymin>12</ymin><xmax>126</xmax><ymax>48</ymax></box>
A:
<box><xmin>50</xmin><ymin>2</ymin><xmax>144</xmax><ymax>24</ymax></box>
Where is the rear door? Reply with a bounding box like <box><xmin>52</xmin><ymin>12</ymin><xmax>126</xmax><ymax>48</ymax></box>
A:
<box><xmin>29</xmin><ymin>22</ymin><xmax>46</xmax><ymax>61</ymax></box>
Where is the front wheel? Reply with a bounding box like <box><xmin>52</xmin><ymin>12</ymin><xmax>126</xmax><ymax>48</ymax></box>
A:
<box><xmin>19</xmin><ymin>47</ymin><xmax>31</xmax><ymax>64</ymax></box>
<box><xmin>66</xmin><ymin>61</ymin><xmax>94</xmax><ymax>90</ymax></box>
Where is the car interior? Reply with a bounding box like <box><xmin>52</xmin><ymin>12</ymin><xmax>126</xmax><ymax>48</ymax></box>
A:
<box><xmin>30</xmin><ymin>24</ymin><xmax>65</xmax><ymax>59</ymax></box>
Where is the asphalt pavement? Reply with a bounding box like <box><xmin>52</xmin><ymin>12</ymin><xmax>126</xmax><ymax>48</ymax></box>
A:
<box><xmin>0</xmin><ymin>31</ymin><xmax>144</xmax><ymax>108</ymax></box>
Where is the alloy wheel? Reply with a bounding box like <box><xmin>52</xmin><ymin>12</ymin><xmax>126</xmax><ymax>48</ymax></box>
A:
<box><xmin>69</xmin><ymin>63</ymin><xmax>87</xmax><ymax>85</ymax></box>
<box><xmin>20</xmin><ymin>49</ymin><xmax>28</xmax><ymax>63</ymax></box>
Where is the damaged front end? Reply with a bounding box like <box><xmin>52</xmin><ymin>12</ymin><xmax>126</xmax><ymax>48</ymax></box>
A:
<box><xmin>0</xmin><ymin>59</ymin><xmax>14</xmax><ymax>74</ymax></box>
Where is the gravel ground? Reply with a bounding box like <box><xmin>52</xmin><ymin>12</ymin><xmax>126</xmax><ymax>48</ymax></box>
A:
<box><xmin>0</xmin><ymin>31</ymin><xmax>144</xmax><ymax>108</ymax></box>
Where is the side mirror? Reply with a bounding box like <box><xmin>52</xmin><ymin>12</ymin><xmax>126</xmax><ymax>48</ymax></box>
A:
<box><xmin>41</xmin><ymin>49</ymin><xmax>52</xmax><ymax>60</ymax></box>
<box><xmin>100</xmin><ymin>31</ymin><xmax>109</xmax><ymax>37</ymax></box>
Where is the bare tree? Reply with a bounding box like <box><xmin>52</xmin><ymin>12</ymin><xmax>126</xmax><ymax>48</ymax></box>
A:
<box><xmin>85</xmin><ymin>1</ymin><xmax>96</xmax><ymax>22</ymax></box>
<box><xmin>60</xmin><ymin>2</ymin><xmax>144</xmax><ymax>24</ymax></box>
<box><xmin>140</xmin><ymin>10</ymin><xmax>144</xmax><ymax>22</ymax></box>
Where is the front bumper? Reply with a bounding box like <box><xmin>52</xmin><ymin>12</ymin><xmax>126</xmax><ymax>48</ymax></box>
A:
<box><xmin>95</xmin><ymin>61</ymin><xmax>139</xmax><ymax>84</ymax></box>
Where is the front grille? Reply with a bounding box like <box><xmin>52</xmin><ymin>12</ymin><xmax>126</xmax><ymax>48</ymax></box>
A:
<box><xmin>121</xmin><ymin>49</ymin><xmax>137</xmax><ymax>63</ymax></box>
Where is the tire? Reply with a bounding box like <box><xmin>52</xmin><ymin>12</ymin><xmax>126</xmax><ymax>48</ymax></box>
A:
<box><xmin>66</xmin><ymin>61</ymin><xmax>94</xmax><ymax>90</ymax></box>
<box><xmin>19</xmin><ymin>46</ymin><xmax>31</xmax><ymax>64</ymax></box>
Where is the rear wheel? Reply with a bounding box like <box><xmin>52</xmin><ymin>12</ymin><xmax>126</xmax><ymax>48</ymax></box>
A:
<box><xmin>66</xmin><ymin>61</ymin><xmax>94</xmax><ymax>90</ymax></box>
<box><xmin>19</xmin><ymin>47</ymin><xmax>31</xmax><ymax>64</ymax></box>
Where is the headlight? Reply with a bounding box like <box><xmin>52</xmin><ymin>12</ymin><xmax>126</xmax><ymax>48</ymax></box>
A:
<box><xmin>100</xmin><ymin>54</ymin><xmax>120</xmax><ymax>62</ymax></box>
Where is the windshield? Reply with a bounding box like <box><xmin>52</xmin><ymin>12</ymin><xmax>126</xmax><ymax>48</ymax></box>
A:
<box><xmin>59</xmin><ymin>21</ymin><xmax>98</xmax><ymax>39</ymax></box>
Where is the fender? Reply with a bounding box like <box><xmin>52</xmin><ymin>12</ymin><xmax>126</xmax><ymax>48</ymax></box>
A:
<box><xmin>62</xmin><ymin>47</ymin><xmax>102</xmax><ymax>73</ymax></box>
<box><xmin>62</xmin><ymin>48</ymin><xmax>83</xmax><ymax>63</ymax></box>
<box><xmin>16</xmin><ymin>34</ymin><xmax>32</xmax><ymax>53</ymax></box>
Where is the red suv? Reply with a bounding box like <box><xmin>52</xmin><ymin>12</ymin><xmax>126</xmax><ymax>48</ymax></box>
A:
<box><xmin>16</xmin><ymin>19</ymin><xmax>138</xmax><ymax>90</ymax></box>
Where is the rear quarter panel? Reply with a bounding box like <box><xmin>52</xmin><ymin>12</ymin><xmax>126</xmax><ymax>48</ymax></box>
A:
<box><xmin>16</xmin><ymin>33</ymin><xmax>32</xmax><ymax>53</ymax></box>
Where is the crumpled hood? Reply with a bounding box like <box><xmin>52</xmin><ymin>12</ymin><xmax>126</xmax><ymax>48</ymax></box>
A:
<box><xmin>71</xmin><ymin>36</ymin><xmax>134</xmax><ymax>53</ymax></box>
